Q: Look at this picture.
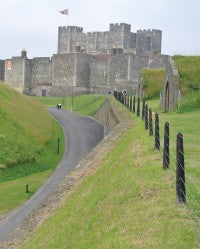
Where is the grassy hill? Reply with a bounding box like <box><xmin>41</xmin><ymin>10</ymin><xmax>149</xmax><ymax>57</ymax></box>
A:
<box><xmin>22</xmin><ymin>99</ymin><xmax>199</xmax><ymax>249</ymax></box>
<box><xmin>173</xmin><ymin>56</ymin><xmax>200</xmax><ymax>112</ymax></box>
<box><xmin>37</xmin><ymin>95</ymin><xmax>106</xmax><ymax>116</ymax></box>
<box><xmin>140</xmin><ymin>56</ymin><xmax>200</xmax><ymax>112</ymax></box>
<box><xmin>0</xmin><ymin>85</ymin><xmax>106</xmax><ymax>220</ymax></box>
<box><xmin>0</xmin><ymin>83</ymin><xmax>64</xmax><ymax>218</ymax></box>
<box><xmin>140</xmin><ymin>69</ymin><xmax>165</xmax><ymax>100</ymax></box>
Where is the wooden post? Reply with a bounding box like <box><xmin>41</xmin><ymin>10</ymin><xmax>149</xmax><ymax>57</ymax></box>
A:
<box><xmin>137</xmin><ymin>96</ymin><xmax>140</xmax><ymax>117</ymax></box>
<box><xmin>130</xmin><ymin>95</ymin><xmax>133</xmax><ymax>111</ymax></box>
<box><xmin>145</xmin><ymin>104</ymin><xmax>148</xmax><ymax>130</ymax></box>
<box><xmin>57</xmin><ymin>138</ymin><xmax>60</xmax><ymax>154</ymax></box>
<box><xmin>133</xmin><ymin>96</ymin><xmax>136</xmax><ymax>113</ymax></box>
<box><xmin>124</xmin><ymin>94</ymin><xmax>126</xmax><ymax>106</ymax></box>
<box><xmin>25</xmin><ymin>184</ymin><xmax>29</xmax><ymax>193</ymax></box>
<box><xmin>155</xmin><ymin>113</ymin><xmax>160</xmax><ymax>150</ymax></box>
<box><xmin>176</xmin><ymin>133</ymin><xmax>186</xmax><ymax>203</ymax></box>
<box><xmin>142</xmin><ymin>100</ymin><xmax>145</xmax><ymax>120</ymax></box>
<box><xmin>163</xmin><ymin>122</ymin><xmax>170</xmax><ymax>169</ymax></box>
<box><xmin>149</xmin><ymin>108</ymin><xmax>153</xmax><ymax>136</ymax></box>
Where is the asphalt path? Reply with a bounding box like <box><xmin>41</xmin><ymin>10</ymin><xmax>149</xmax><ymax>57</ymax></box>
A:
<box><xmin>0</xmin><ymin>108</ymin><xmax>104</xmax><ymax>242</ymax></box>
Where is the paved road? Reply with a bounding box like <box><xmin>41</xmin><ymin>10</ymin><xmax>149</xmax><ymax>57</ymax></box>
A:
<box><xmin>0</xmin><ymin>109</ymin><xmax>104</xmax><ymax>242</ymax></box>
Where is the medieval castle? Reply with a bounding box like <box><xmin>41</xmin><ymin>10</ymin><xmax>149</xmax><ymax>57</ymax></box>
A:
<box><xmin>0</xmin><ymin>23</ymin><xmax>171</xmax><ymax>99</ymax></box>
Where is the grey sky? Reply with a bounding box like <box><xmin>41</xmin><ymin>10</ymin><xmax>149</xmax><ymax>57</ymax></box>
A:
<box><xmin>0</xmin><ymin>0</ymin><xmax>199</xmax><ymax>59</ymax></box>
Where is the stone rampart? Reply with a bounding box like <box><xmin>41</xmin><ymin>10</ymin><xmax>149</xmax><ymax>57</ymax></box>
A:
<box><xmin>162</xmin><ymin>56</ymin><xmax>179</xmax><ymax>111</ymax></box>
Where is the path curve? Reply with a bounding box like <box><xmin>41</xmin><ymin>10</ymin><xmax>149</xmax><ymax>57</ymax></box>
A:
<box><xmin>0</xmin><ymin>108</ymin><xmax>104</xmax><ymax>242</ymax></box>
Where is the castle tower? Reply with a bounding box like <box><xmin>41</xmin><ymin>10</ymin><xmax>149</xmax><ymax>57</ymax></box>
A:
<box><xmin>109</xmin><ymin>23</ymin><xmax>131</xmax><ymax>49</ymax></box>
<box><xmin>136</xmin><ymin>29</ymin><xmax>162</xmax><ymax>53</ymax></box>
<box><xmin>58</xmin><ymin>26</ymin><xmax>83</xmax><ymax>54</ymax></box>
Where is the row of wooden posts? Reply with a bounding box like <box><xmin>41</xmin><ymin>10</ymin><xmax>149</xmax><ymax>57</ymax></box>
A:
<box><xmin>114</xmin><ymin>91</ymin><xmax>186</xmax><ymax>204</ymax></box>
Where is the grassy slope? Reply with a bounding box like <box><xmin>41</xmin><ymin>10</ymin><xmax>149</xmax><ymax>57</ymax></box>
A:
<box><xmin>146</xmin><ymin>99</ymin><xmax>200</xmax><ymax>229</ymax></box>
<box><xmin>140</xmin><ymin>69</ymin><xmax>165</xmax><ymax>100</ymax></box>
<box><xmin>37</xmin><ymin>95</ymin><xmax>106</xmax><ymax>116</ymax></box>
<box><xmin>22</xmin><ymin>101</ymin><xmax>199</xmax><ymax>249</ymax></box>
<box><xmin>141</xmin><ymin>56</ymin><xmax>200</xmax><ymax>112</ymax></box>
<box><xmin>0</xmin><ymin>87</ymin><xmax>106</xmax><ymax>219</ymax></box>
<box><xmin>173</xmin><ymin>56</ymin><xmax>200</xmax><ymax>112</ymax></box>
<box><xmin>0</xmin><ymin>84</ymin><xmax>64</xmax><ymax>219</ymax></box>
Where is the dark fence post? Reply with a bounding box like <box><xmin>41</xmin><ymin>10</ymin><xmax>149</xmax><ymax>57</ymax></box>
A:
<box><xmin>127</xmin><ymin>95</ymin><xmax>129</xmax><ymax>109</ymax></box>
<box><xmin>133</xmin><ymin>96</ymin><xmax>135</xmax><ymax>113</ymax></box>
<box><xmin>176</xmin><ymin>133</ymin><xmax>186</xmax><ymax>204</ymax></box>
<box><xmin>137</xmin><ymin>96</ymin><xmax>140</xmax><ymax>117</ymax></box>
<box><xmin>155</xmin><ymin>113</ymin><xmax>160</xmax><ymax>150</ymax></box>
<box><xmin>57</xmin><ymin>138</ymin><xmax>60</xmax><ymax>154</ymax></box>
<box><xmin>25</xmin><ymin>184</ymin><xmax>29</xmax><ymax>193</ymax></box>
<box><xmin>145</xmin><ymin>104</ymin><xmax>148</xmax><ymax>130</ymax></box>
<box><xmin>122</xmin><ymin>94</ymin><xmax>124</xmax><ymax>105</ymax></box>
<box><xmin>142</xmin><ymin>100</ymin><xmax>145</xmax><ymax>120</ymax></box>
<box><xmin>124</xmin><ymin>94</ymin><xmax>126</xmax><ymax>106</ymax></box>
<box><xmin>163</xmin><ymin>122</ymin><xmax>170</xmax><ymax>169</ymax></box>
<box><xmin>149</xmin><ymin>108</ymin><xmax>153</xmax><ymax>136</ymax></box>
<box><xmin>130</xmin><ymin>95</ymin><xmax>132</xmax><ymax>111</ymax></box>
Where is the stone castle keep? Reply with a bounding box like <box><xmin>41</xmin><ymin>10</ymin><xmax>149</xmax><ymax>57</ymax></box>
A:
<box><xmin>0</xmin><ymin>23</ymin><xmax>168</xmax><ymax>96</ymax></box>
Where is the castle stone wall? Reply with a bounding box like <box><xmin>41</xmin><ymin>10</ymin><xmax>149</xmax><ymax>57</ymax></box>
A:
<box><xmin>162</xmin><ymin>56</ymin><xmax>179</xmax><ymax>111</ymax></box>
<box><xmin>75</xmin><ymin>53</ymin><xmax>91</xmax><ymax>88</ymax></box>
<box><xmin>5</xmin><ymin>57</ymin><xmax>24</xmax><ymax>88</ymax></box>
<box><xmin>0</xmin><ymin>60</ymin><xmax>5</xmax><ymax>81</ymax></box>
<box><xmin>24</xmin><ymin>59</ymin><xmax>32</xmax><ymax>91</ymax></box>
<box><xmin>3</xmin><ymin>23</ymin><xmax>164</xmax><ymax>96</ymax></box>
<box><xmin>90</xmin><ymin>54</ymin><xmax>109</xmax><ymax>88</ymax></box>
<box><xmin>51</xmin><ymin>53</ymin><xmax>76</xmax><ymax>86</ymax></box>
<box><xmin>31</xmin><ymin>57</ymin><xmax>51</xmax><ymax>87</ymax></box>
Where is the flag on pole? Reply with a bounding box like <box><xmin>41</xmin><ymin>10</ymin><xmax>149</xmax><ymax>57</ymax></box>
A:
<box><xmin>59</xmin><ymin>9</ymin><xmax>69</xmax><ymax>15</ymax></box>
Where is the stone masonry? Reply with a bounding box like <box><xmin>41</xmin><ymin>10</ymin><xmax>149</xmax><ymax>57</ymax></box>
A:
<box><xmin>1</xmin><ymin>23</ymin><xmax>166</xmax><ymax>96</ymax></box>
<box><xmin>162</xmin><ymin>56</ymin><xmax>179</xmax><ymax>111</ymax></box>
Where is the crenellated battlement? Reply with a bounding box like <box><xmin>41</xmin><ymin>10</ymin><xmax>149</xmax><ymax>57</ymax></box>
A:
<box><xmin>58</xmin><ymin>23</ymin><xmax>162</xmax><ymax>54</ymax></box>
<box><xmin>137</xmin><ymin>29</ymin><xmax>162</xmax><ymax>35</ymax></box>
<box><xmin>59</xmin><ymin>26</ymin><xmax>83</xmax><ymax>33</ymax></box>
<box><xmin>110</xmin><ymin>23</ymin><xmax>131</xmax><ymax>32</ymax></box>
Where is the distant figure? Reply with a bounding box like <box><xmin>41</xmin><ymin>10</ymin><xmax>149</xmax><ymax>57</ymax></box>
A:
<box><xmin>56</xmin><ymin>104</ymin><xmax>62</xmax><ymax>109</ymax></box>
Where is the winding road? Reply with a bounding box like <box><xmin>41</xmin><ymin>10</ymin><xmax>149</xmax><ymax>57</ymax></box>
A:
<box><xmin>0</xmin><ymin>108</ymin><xmax>104</xmax><ymax>242</ymax></box>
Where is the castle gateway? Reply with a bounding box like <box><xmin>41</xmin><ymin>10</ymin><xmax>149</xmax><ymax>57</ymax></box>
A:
<box><xmin>2</xmin><ymin>23</ymin><xmax>166</xmax><ymax>96</ymax></box>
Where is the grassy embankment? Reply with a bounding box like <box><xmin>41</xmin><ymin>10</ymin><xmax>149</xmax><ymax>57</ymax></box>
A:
<box><xmin>141</xmin><ymin>56</ymin><xmax>200</xmax><ymax>112</ymax></box>
<box><xmin>37</xmin><ymin>95</ymin><xmax>106</xmax><ymax>116</ymax></box>
<box><xmin>22</xmin><ymin>99</ymin><xmax>199</xmax><ymax>249</ymax></box>
<box><xmin>0</xmin><ymin>86</ymin><xmax>106</xmax><ymax>219</ymax></box>
<box><xmin>140</xmin><ymin>68</ymin><xmax>165</xmax><ymax>100</ymax></box>
<box><xmin>0</xmin><ymin>84</ymin><xmax>64</xmax><ymax>219</ymax></box>
<box><xmin>141</xmin><ymin>56</ymin><xmax>200</xmax><ymax>234</ymax></box>
<box><xmin>173</xmin><ymin>55</ymin><xmax>200</xmax><ymax>112</ymax></box>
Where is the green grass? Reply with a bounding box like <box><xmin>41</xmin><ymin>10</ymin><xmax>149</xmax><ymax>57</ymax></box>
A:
<box><xmin>0</xmin><ymin>85</ymin><xmax>106</xmax><ymax>219</ymax></box>
<box><xmin>173</xmin><ymin>56</ymin><xmax>200</xmax><ymax>94</ymax></box>
<box><xmin>146</xmin><ymin>99</ymin><xmax>200</xmax><ymax>230</ymax></box>
<box><xmin>0</xmin><ymin>83</ymin><xmax>64</xmax><ymax>218</ymax></box>
<box><xmin>140</xmin><ymin>56</ymin><xmax>200</xmax><ymax>112</ymax></box>
<box><xmin>173</xmin><ymin>56</ymin><xmax>200</xmax><ymax>112</ymax></box>
<box><xmin>37</xmin><ymin>95</ymin><xmax>106</xmax><ymax>116</ymax></box>
<box><xmin>22</xmin><ymin>101</ymin><xmax>199</xmax><ymax>249</ymax></box>
<box><xmin>140</xmin><ymin>69</ymin><xmax>165</xmax><ymax>100</ymax></box>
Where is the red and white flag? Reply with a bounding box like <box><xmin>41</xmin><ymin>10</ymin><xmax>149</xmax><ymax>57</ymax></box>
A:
<box><xmin>59</xmin><ymin>9</ymin><xmax>69</xmax><ymax>15</ymax></box>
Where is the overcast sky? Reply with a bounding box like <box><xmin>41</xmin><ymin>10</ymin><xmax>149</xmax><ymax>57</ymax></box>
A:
<box><xmin>0</xmin><ymin>0</ymin><xmax>199</xmax><ymax>59</ymax></box>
